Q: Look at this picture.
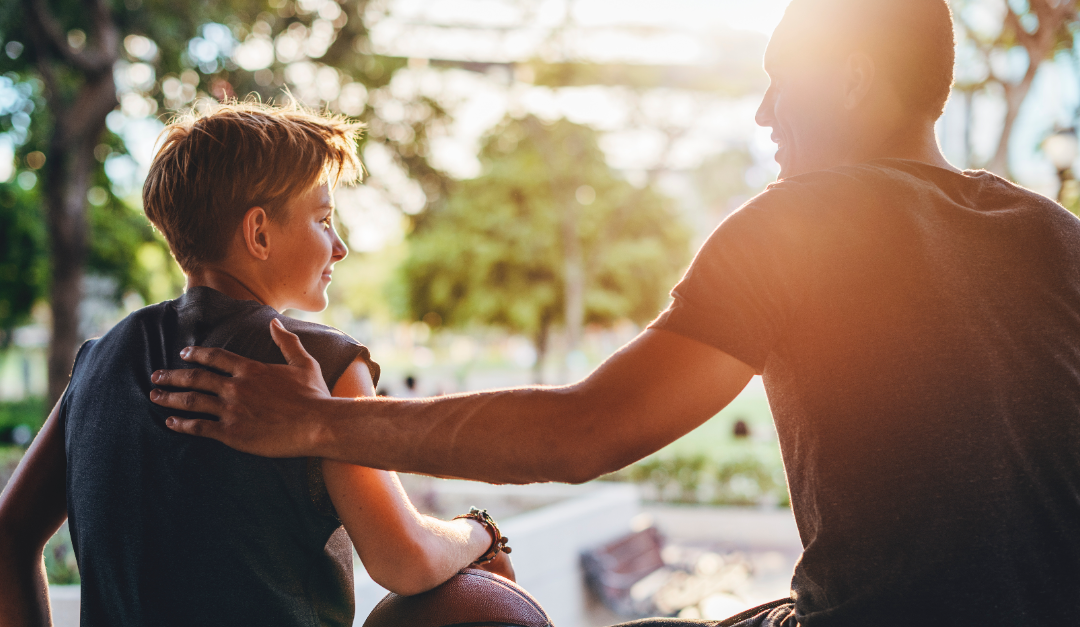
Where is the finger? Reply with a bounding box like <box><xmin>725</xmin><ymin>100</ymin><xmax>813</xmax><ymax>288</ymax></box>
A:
<box><xmin>150</xmin><ymin>367</ymin><xmax>229</xmax><ymax>394</ymax></box>
<box><xmin>165</xmin><ymin>416</ymin><xmax>226</xmax><ymax>440</ymax></box>
<box><xmin>270</xmin><ymin>318</ymin><xmax>321</xmax><ymax>371</ymax></box>
<box><xmin>178</xmin><ymin>346</ymin><xmax>253</xmax><ymax>375</ymax></box>
<box><xmin>150</xmin><ymin>389</ymin><xmax>226</xmax><ymax>416</ymax></box>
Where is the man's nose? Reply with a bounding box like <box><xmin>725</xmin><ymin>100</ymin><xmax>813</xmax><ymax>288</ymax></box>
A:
<box><xmin>755</xmin><ymin>87</ymin><xmax>776</xmax><ymax>128</ymax></box>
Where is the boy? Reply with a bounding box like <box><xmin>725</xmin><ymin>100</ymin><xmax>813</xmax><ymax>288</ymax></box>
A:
<box><xmin>0</xmin><ymin>102</ymin><xmax>511</xmax><ymax>626</ymax></box>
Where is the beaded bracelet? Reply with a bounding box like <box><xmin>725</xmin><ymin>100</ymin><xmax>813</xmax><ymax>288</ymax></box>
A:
<box><xmin>454</xmin><ymin>506</ymin><xmax>512</xmax><ymax>565</ymax></box>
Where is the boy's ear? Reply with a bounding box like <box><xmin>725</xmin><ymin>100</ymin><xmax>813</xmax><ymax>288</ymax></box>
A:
<box><xmin>241</xmin><ymin>206</ymin><xmax>271</xmax><ymax>261</ymax></box>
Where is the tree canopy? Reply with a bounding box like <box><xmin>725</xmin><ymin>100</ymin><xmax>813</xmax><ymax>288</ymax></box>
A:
<box><xmin>0</xmin><ymin>0</ymin><xmax>450</xmax><ymax>404</ymax></box>
<box><xmin>399</xmin><ymin>115</ymin><xmax>691</xmax><ymax>380</ymax></box>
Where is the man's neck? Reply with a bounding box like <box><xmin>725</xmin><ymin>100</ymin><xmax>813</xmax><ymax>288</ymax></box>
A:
<box><xmin>849</xmin><ymin>120</ymin><xmax>959</xmax><ymax>173</ymax></box>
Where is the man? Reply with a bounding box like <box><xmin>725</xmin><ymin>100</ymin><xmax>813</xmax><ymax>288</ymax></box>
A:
<box><xmin>151</xmin><ymin>0</ymin><xmax>1080</xmax><ymax>625</ymax></box>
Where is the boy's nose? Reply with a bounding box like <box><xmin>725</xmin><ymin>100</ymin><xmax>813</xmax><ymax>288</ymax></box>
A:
<box><xmin>332</xmin><ymin>229</ymin><xmax>348</xmax><ymax>261</ymax></box>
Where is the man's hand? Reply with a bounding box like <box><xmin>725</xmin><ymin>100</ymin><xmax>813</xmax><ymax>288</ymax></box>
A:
<box><xmin>150</xmin><ymin>318</ymin><xmax>333</xmax><ymax>458</ymax></box>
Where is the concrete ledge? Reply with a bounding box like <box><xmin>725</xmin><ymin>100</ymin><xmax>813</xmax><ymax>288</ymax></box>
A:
<box><xmin>46</xmin><ymin>585</ymin><xmax>79</xmax><ymax>627</ymax></box>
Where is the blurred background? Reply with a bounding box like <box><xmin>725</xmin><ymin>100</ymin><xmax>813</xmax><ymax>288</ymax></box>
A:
<box><xmin>2</xmin><ymin>0</ymin><xmax>1080</xmax><ymax>621</ymax></box>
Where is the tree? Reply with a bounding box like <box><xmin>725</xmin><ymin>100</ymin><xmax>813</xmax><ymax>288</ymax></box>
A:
<box><xmin>399</xmin><ymin>115</ymin><xmax>691</xmax><ymax>382</ymax></box>
<box><xmin>1</xmin><ymin>0</ymin><xmax>453</xmax><ymax>408</ymax></box>
<box><xmin>954</xmin><ymin>0</ymin><xmax>1080</xmax><ymax>176</ymax></box>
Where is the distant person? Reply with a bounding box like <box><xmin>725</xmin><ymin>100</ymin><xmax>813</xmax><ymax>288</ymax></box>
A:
<box><xmin>153</xmin><ymin>1</ymin><xmax>1080</xmax><ymax>625</ymax></box>
<box><xmin>402</xmin><ymin>374</ymin><xmax>419</xmax><ymax>398</ymax></box>
<box><xmin>732</xmin><ymin>420</ymin><xmax>750</xmax><ymax>439</ymax></box>
<box><xmin>0</xmin><ymin>103</ymin><xmax>511</xmax><ymax>626</ymax></box>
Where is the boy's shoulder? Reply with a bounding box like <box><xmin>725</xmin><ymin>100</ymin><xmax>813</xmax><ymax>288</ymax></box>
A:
<box><xmin>274</xmin><ymin>315</ymin><xmax>381</xmax><ymax>389</ymax></box>
<box><xmin>180</xmin><ymin>287</ymin><xmax>379</xmax><ymax>389</ymax></box>
<box><xmin>74</xmin><ymin>288</ymin><xmax>379</xmax><ymax>390</ymax></box>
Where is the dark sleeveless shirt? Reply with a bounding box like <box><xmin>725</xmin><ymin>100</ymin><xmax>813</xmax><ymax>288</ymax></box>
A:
<box><xmin>63</xmin><ymin>286</ymin><xmax>380</xmax><ymax>627</ymax></box>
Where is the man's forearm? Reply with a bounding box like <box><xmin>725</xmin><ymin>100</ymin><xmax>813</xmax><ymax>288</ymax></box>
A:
<box><xmin>160</xmin><ymin>329</ymin><xmax>755</xmax><ymax>481</ymax></box>
<box><xmin>317</xmin><ymin>385</ymin><xmax>622</xmax><ymax>484</ymax></box>
<box><xmin>309</xmin><ymin>330</ymin><xmax>756</xmax><ymax>484</ymax></box>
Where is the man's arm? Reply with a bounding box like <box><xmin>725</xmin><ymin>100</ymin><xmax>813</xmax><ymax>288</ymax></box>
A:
<box><xmin>0</xmin><ymin>399</ymin><xmax>69</xmax><ymax>627</ymax></box>
<box><xmin>151</xmin><ymin>319</ymin><xmax>755</xmax><ymax>484</ymax></box>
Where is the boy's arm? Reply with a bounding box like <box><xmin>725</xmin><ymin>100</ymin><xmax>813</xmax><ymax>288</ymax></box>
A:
<box><xmin>0</xmin><ymin>399</ymin><xmax>69</xmax><ymax>627</ymax></box>
<box><xmin>321</xmin><ymin>357</ymin><xmax>498</xmax><ymax>596</ymax></box>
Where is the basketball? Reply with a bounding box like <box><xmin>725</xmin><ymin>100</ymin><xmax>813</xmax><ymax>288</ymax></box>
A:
<box><xmin>362</xmin><ymin>568</ymin><xmax>553</xmax><ymax>627</ymax></box>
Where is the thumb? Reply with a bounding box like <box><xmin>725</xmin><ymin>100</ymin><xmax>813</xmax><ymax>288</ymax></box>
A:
<box><xmin>270</xmin><ymin>318</ymin><xmax>319</xmax><ymax>371</ymax></box>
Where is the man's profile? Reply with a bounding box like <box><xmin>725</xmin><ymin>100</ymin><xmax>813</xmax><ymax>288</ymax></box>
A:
<box><xmin>148</xmin><ymin>0</ymin><xmax>1080</xmax><ymax>625</ymax></box>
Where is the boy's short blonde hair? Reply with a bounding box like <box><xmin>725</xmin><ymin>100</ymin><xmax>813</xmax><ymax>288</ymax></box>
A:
<box><xmin>143</xmin><ymin>101</ymin><xmax>363</xmax><ymax>273</ymax></box>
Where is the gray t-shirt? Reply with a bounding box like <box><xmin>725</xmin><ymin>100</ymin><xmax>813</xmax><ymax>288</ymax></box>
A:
<box><xmin>651</xmin><ymin>160</ymin><xmax>1080</xmax><ymax>626</ymax></box>
<box><xmin>64</xmin><ymin>286</ymin><xmax>379</xmax><ymax>627</ymax></box>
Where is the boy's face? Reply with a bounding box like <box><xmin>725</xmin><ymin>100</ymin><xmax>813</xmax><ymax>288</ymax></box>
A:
<box><xmin>264</xmin><ymin>182</ymin><xmax>348</xmax><ymax>312</ymax></box>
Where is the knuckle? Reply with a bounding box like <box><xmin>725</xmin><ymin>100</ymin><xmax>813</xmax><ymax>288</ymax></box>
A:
<box><xmin>181</xmin><ymin>393</ymin><xmax>197</xmax><ymax>410</ymax></box>
<box><xmin>221</xmin><ymin>379</ymin><xmax>238</xmax><ymax>397</ymax></box>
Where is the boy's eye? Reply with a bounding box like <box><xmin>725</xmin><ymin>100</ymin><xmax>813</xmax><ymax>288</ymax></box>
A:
<box><xmin>321</xmin><ymin>216</ymin><xmax>333</xmax><ymax>229</ymax></box>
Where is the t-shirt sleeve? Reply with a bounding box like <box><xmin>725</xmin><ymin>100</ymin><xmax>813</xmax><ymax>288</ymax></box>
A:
<box><xmin>649</xmin><ymin>184</ymin><xmax>811</xmax><ymax>373</ymax></box>
<box><xmin>279</xmin><ymin>318</ymin><xmax>381</xmax><ymax>391</ymax></box>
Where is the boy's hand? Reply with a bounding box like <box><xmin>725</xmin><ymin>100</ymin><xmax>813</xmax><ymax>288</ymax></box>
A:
<box><xmin>151</xmin><ymin>318</ymin><xmax>332</xmax><ymax>458</ymax></box>
<box><xmin>474</xmin><ymin>551</ymin><xmax>516</xmax><ymax>582</ymax></box>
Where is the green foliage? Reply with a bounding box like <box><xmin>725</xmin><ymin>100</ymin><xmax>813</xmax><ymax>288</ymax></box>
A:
<box><xmin>0</xmin><ymin>0</ymin><xmax>450</xmax><ymax>202</ymax></box>
<box><xmin>399</xmin><ymin>115</ymin><xmax>691</xmax><ymax>345</ymax></box>
<box><xmin>0</xmin><ymin>169</ymin><xmax>177</xmax><ymax>336</ymax></box>
<box><xmin>0</xmin><ymin>184</ymin><xmax>48</xmax><ymax>339</ymax></box>
<box><xmin>613</xmin><ymin>451</ymin><xmax>788</xmax><ymax>508</ymax></box>
<box><xmin>608</xmin><ymin>391</ymin><xmax>789</xmax><ymax>507</ymax></box>
<box><xmin>0</xmin><ymin>0</ymin><xmax>453</xmax><ymax>348</ymax></box>
<box><xmin>0</xmin><ymin>397</ymin><xmax>46</xmax><ymax>433</ymax></box>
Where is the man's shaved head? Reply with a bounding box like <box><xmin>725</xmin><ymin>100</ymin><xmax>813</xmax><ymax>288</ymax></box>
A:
<box><xmin>757</xmin><ymin>0</ymin><xmax>957</xmax><ymax>179</ymax></box>
<box><xmin>771</xmin><ymin>0</ymin><xmax>955</xmax><ymax>120</ymax></box>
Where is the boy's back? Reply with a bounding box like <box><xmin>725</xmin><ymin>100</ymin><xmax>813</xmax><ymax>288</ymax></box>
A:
<box><xmin>64</xmin><ymin>286</ymin><xmax>376</xmax><ymax>626</ymax></box>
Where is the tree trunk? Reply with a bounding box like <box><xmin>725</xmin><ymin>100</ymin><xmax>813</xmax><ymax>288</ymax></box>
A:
<box><xmin>45</xmin><ymin>132</ymin><xmax>94</xmax><ymax>407</ymax></box>
<box><xmin>562</xmin><ymin>200</ymin><xmax>584</xmax><ymax>356</ymax></box>
<box><xmin>23</xmin><ymin>0</ymin><xmax>120</xmax><ymax>409</ymax></box>
<box><xmin>42</xmin><ymin>74</ymin><xmax>115</xmax><ymax>409</ymax></box>
<box><xmin>532</xmin><ymin>320</ymin><xmax>550</xmax><ymax>384</ymax></box>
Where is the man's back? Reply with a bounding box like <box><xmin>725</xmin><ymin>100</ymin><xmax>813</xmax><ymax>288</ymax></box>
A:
<box><xmin>64</xmin><ymin>287</ymin><xmax>370</xmax><ymax>626</ymax></box>
<box><xmin>653</xmin><ymin>159</ymin><xmax>1080</xmax><ymax>625</ymax></box>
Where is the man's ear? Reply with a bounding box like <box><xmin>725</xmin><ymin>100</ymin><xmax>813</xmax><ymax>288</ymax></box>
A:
<box><xmin>241</xmin><ymin>206</ymin><xmax>271</xmax><ymax>261</ymax></box>
<box><xmin>843</xmin><ymin>52</ymin><xmax>876</xmax><ymax>111</ymax></box>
